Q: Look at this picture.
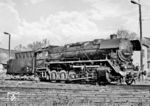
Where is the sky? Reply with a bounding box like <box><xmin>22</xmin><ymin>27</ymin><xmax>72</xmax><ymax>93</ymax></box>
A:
<box><xmin>0</xmin><ymin>0</ymin><xmax>150</xmax><ymax>49</ymax></box>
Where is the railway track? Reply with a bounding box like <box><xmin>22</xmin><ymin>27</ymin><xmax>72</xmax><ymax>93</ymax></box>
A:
<box><xmin>0</xmin><ymin>81</ymin><xmax>150</xmax><ymax>106</ymax></box>
<box><xmin>109</xmin><ymin>84</ymin><xmax>150</xmax><ymax>89</ymax></box>
<box><xmin>0</xmin><ymin>80</ymin><xmax>150</xmax><ymax>90</ymax></box>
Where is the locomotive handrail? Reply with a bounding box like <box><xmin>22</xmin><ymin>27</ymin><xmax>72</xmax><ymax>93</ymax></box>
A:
<box><xmin>72</xmin><ymin>65</ymin><xmax>100</xmax><ymax>68</ymax></box>
<box><xmin>45</xmin><ymin>59</ymin><xmax>108</xmax><ymax>64</ymax></box>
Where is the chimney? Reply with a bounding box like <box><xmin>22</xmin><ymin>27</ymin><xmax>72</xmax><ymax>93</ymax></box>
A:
<box><xmin>110</xmin><ymin>34</ymin><xmax>117</xmax><ymax>39</ymax></box>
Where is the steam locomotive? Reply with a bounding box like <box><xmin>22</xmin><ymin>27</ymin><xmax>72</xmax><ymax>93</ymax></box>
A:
<box><xmin>7</xmin><ymin>34</ymin><xmax>141</xmax><ymax>85</ymax></box>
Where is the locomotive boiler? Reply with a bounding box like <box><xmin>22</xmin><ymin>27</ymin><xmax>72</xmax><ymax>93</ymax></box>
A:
<box><xmin>34</xmin><ymin>34</ymin><xmax>141</xmax><ymax>85</ymax></box>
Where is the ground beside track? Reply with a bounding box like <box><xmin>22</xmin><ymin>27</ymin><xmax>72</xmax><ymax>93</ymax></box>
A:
<box><xmin>0</xmin><ymin>80</ymin><xmax>149</xmax><ymax>106</ymax></box>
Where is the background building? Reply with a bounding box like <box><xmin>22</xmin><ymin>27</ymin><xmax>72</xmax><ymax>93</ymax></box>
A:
<box><xmin>132</xmin><ymin>37</ymin><xmax>150</xmax><ymax>79</ymax></box>
<box><xmin>132</xmin><ymin>44</ymin><xmax>149</xmax><ymax>73</ymax></box>
<box><xmin>144</xmin><ymin>37</ymin><xmax>150</xmax><ymax>77</ymax></box>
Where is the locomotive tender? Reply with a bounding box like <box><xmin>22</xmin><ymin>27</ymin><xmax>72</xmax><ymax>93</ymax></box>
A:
<box><xmin>7</xmin><ymin>34</ymin><xmax>141</xmax><ymax>85</ymax></box>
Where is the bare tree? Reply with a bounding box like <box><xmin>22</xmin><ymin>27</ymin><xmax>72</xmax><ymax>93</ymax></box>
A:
<box><xmin>27</xmin><ymin>38</ymin><xmax>50</xmax><ymax>50</ymax></box>
<box><xmin>42</xmin><ymin>38</ymin><xmax>50</xmax><ymax>47</ymax></box>
<box><xmin>27</xmin><ymin>41</ymin><xmax>43</xmax><ymax>50</ymax></box>
<box><xmin>117</xmin><ymin>29</ymin><xmax>137</xmax><ymax>40</ymax></box>
<box><xmin>14</xmin><ymin>44</ymin><xmax>27</xmax><ymax>51</ymax></box>
<box><xmin>14</xmin><ymin>38</ymin><xmax>50</xmax><ymax>51</ymax></box>
<box><xmin>14</xmin><ymin>39</ymin><xmax>50</xmax><ymax>51</ymax></box>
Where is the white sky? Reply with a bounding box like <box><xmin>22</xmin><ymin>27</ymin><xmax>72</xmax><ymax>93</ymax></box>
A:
<box><xmin>0</xmin><ymin>0</ymin><xmax>150</xmax><ymax>49</ymax></box>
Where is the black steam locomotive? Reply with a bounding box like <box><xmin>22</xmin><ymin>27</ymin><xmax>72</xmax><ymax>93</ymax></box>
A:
<box><xmin>7</xmin><ymin>34</ymin><xmax>141</xmax><ymax>85</ymax></box>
